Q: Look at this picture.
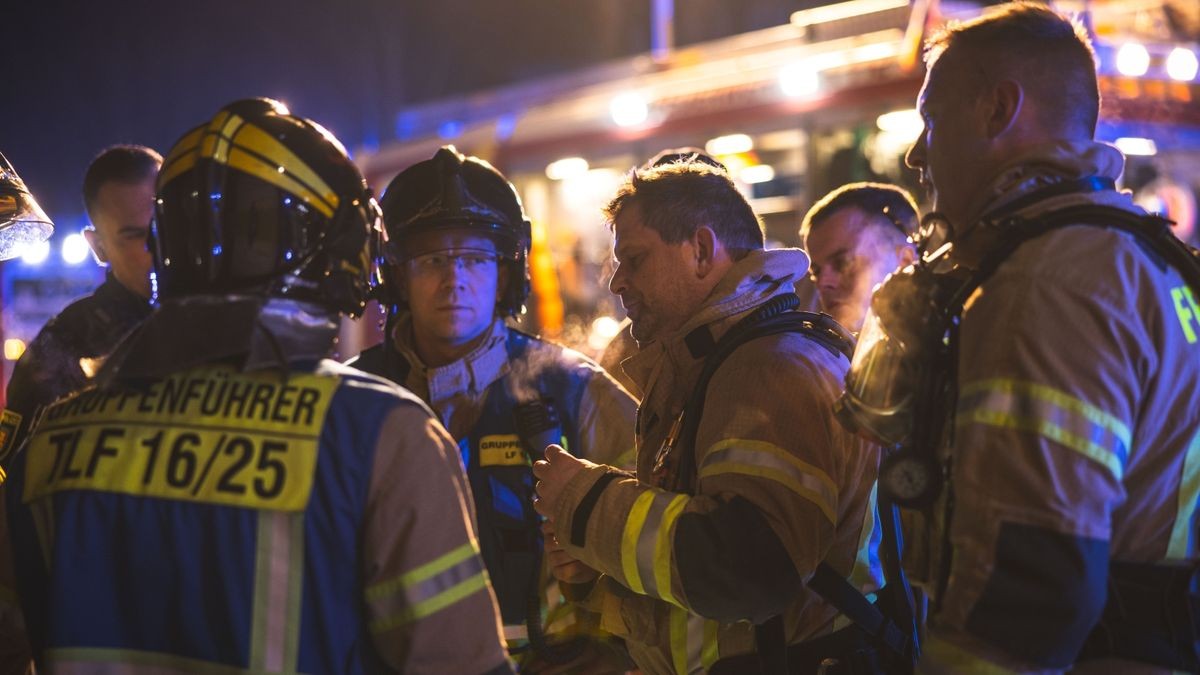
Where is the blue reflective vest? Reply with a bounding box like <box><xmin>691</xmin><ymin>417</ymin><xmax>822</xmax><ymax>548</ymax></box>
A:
<box><xmin>5</xmin><ymin>359</ymin><xmax>417</xmax><ymax>673</ymax></box>
<box><xmin>354</xmin><ymin>329</ymin><xmax>590</xmax><ymax>625</ymax></box>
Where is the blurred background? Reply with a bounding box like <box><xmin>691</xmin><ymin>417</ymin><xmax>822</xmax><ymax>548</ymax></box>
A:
<box><xmin>4</xmin><ymin>0</ymin><xmax>1198</xmax><ymax>388</ymax></box>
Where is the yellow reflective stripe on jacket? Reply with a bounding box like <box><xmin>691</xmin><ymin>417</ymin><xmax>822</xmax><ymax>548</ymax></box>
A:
<box><xmin>957</xmin><ymin>379</ymin><xmax>1131</xmax><ymax>481</ymax></box>
<box><xmin>917</xmin><ymin>635</ymin><xmax>1019</xmax><ymax>675</ymax></box>
<box><xmin>698</xmin><ymin>438</ymin><xmax>837</xmax><ymax>522</ymax></box>
<box><xmin>669</xmin><ymin>607</ymin><xmax>720</xmax><ymax>675</ymax></box>
<box><xmin>1167</xmin><ymin>427</ymin><xmax>1200</xmax><ymax>560</ymax></box>
<box><xmin>365</xmin><ymin>541</ymin><xmax>489</xmax><ymax>633</ymax></box>
<box><xmin>619</xmin><ymin>489</ymin><xmax>689</xmax><ymax>607</ymax></box>
<box><xmin>248</xmin><ymin>511</ymin><xmax>304</xmax><ymax>673</ymax></box>
<box><xmin>46</xmin><ymin>647</ymin><xmax>251</xmax><ymax>674</ymax></box>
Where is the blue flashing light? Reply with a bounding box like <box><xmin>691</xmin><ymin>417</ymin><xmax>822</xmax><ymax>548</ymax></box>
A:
<box><xmin>496</xmin><ymin>113</ymin><xmax>518</xmax><ymax>141</ymax></box>
<box><xmin>212</xmin><ymin>245</ymin><xmax>223</xmax><ymax>256</ymax></box>
<box><xmin>438</xmin><ymin>120</ymin><xmax>464</xmax><ymax>139</ymax></box>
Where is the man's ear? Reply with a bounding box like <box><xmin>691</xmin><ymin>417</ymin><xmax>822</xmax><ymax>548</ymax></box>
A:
<box><xmin>83</xmin><ymin>228</ymin><xmax>109</xmax><ymax>264</ymax></box>
<box><xmin>984</xmin><ymin>79</ymin><xmax>1024</xmax><ymax>140</ymax></box>
<box><xmin>690</xmin><ymin>226</ymin><xmax>724</xmax><ymax>279</ymax></box>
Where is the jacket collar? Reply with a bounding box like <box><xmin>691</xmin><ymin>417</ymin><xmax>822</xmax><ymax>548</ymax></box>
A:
<box><xmin>391</xmin><ymin>315</ymin><xmax>510</xmax><ymax>405</ymax></box>
<box><xmin>621</xmin><ymin>248</ymin><xmax>809</xmax><ymax>394</ymax></box>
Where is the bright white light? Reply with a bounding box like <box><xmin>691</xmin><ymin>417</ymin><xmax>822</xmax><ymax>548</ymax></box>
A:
<box><xmin>705</xmin><ymin>134</ymin><xmax>754</xmax><ymax>156</ymax></box>
<box><xmin>1166</xmin><ymin>47</ymin><xmax>1199</xmax><ymax>82</ymax></box>
<box><xmin>1116</xmin><ymin>43</ymin><xmax>1151</xmax><ymax>77</ymax></box>
<box><xmin>876</xmin><ymin>109</ymin><xmax>923</xmax><ymax>140</ymax></box>
<box><xmin>61</xmin><ymin>233</ymin><xmax>91</xmax><ymax>265</ymax></box>
<box><xmin>1115</xmin><ymin>137</ymin><xmax>1157</xmax><ymax>156</ymax></box>
<box><xmin>780</xmin><ymin>63</ymin><xmax>820</xmax><ymax>98</ymax></box>
<box><xmin>587</xmin><ymin>316</ymin><xmax>624</xmax><ymax>352</ymax></box>
<box><xmin>740</xmin><ymin>164</ymin><xmax>776</xmax><ymax>184</ymax></box>
<box><xmin>545</xmin><ymin>157</ymin><xmax>590</xmax><ymax>180</ymax></box>
<box><xmin>610</xmin><ymin>92</ymin><xmax>649</xmax><ymax>127</ymax></box>
<box><xmin>790</xmin><ymin>0</ymin><xmax>908</xmax><ymax>27</ymax></box>
<box><xmin>20</xmin><ymin>239</ymin><xmax>51</xmax><ymax>265</ymax></box>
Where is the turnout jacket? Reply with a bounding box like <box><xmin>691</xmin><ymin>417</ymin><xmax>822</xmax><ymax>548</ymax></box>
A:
<box><xmin>547</xmin><ymin>249</ymin><xmax>884</xmax><ymax>675</ymax></box>
<box><xmin>0</xmin><ymin>358</ymin><xmax>511</xmax><ymax>674</ymax></box>
<box><xmin>1</xmin><ymin>273</ymin><xmax>151</xmax><ymax>467</ymax></box>
<box><xmin>913</xmin><ymin>141</ymin><xmax>1200</xmax><ymax>673</ymax></box>
<box><xmin>350</xmin><ymin>318</ymin><xmax>637</xmax><ymax>639</ymax></box>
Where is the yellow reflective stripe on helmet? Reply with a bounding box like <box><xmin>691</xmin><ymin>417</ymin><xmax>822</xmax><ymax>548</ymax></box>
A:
<box><xmin>669</xmin><ymin>607</ymin><xmax>720</xmax><ymax>675</ymax></box>
<box><xmin>364</xmin><ymin>541</ymin><xmax>489</xmax><ymax>633</ymax></box>
<box><xmin>199</xmin><ymin>110</ymin><xmax>243</xmax><ymax>165</ymax></box>
<box><xmin>699</xmin><ymin>438</ymin><xmax>837</xmax><ymax>522</ymax></box>
<box><xmin>158</xmin><ymin>125</ymin><xmax>206</xmax><ymax>188</ymax></box>
<box><xmin>229</xmin><ymin>123</ymin><xmax>340</xmax><ymax>217</ymax></box>
<box><xmin>1167</xmin><ymin>427</ymin><xmax>1200</xmax><ymax>560</ymax></box>
<box><xmin>920</xmin><ymin>635</ymin><xmax>1020</xmax><ymax>674</ymax></box>
<box><xmin>620</xmin><ymin>488</ymin><xmax>689</xmax><ymax>606</ymax></box>
<box><xmin>957</xmin><ymin>378</ymin><xmax>1131</xmax><ymax>481</ymax></box>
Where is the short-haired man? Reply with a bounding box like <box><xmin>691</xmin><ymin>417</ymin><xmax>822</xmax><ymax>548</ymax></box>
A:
<box><xmin>532</xmin><ymin>160</ymin><xmax>884</xmax><ymax>673</ymax></box>
<box><xmin>838</xmin><ymin>3</ymin><xmax>1200</xmax><ymax>671</ymax></box>
<box><xmin>349</xmin><ymin>146</ymin><xmax>637</xmax><ymax>672</ymax></box>
<box><xmin>1</xmin><ymin>99</ymin><xmax>512</xmax><ymax>673</ymax></box>
<box><xmin>2</xmin><ymin>145</ymin><xmax>159</xmax><ymax>463</ymax></box>
<box><xmin>801</xmin><ymin>182</ymin><xmax>918</xmax><ymax>332</ymax></box>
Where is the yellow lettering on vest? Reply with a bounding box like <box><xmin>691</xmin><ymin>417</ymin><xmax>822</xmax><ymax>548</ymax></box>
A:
<box><xmin>23</xmin><ymin>367</ymin><xmax>337</xmax><ymax>510</ymax></box>
<box><xmin>479</xmin><ymin>435</ymin><xmax>529</xmax><ymax>466</ymax></box>
<box><xmin>1172</xmin><ymin>286</ymin><xmax>1198</xmax><ymax>345</ymax></box>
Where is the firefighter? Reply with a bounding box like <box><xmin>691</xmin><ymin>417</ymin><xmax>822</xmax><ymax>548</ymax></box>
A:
<box><xmin>800</xmin><ymin>182</ymin><xmax>918</xmax><ymax>333</ymax></box>
<box><xmin>348</xmin><ymin>145</ymin><xmax>637</xmax><ymax>671</ymax></box>
<box><xmin>836</xmin><ymin>4</ymin><xmax>1200</xmax><ymax>672</ymax></box>
<box><xmin>3</xmin><ymin>146</ymin><xmax>160</xmax><ymax>466</ymax></box>
<box><xmin>0</xmin><ymin>99</ymin><xmax>512</xmax><ymax>674</ymax></box>
<box><xmin>531</xmin><ymin>159</ymin><xmax>887</xmax><ymax>674</ymax></box>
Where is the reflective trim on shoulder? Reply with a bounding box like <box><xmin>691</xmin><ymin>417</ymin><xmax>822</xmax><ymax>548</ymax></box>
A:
<box><xmin>957</xmin><ymin>378</ymin><xmax>1131</xmax><ymax>481</ymax></box>
<box><xmin>698</xmin><ymin>438</ymin><xmax>837</xmax><ymax>522</ymax></box>
<box><xmin>1168</xmin><ymin>427</ymin><xmax>1200</xmax><ymax>560</ymax></box>
<box><xmin>620</xmin><ymin>489</ymin><xmax>689</xmax><ymax>607</ymax></box>
<box><xmin>45</xmin><ymin>647</ymin><xmax>250</xmax><ymax>674</ymax></box>
<box><xmin>918</xmin><ymin>635</ymin><xmax>1020</xmax><ymax>675</ymax></box>
<box><xmin>669</xmin><ymin>607</ymin><xmax>720</xmax><ymax>675</ymax></box>
<box><xmin>365</xmin><ymin>541</ymin><xmax>490</xmax><ymax>633</ymax></box>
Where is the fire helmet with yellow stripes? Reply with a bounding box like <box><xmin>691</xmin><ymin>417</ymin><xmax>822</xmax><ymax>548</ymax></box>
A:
<box><xmin>152</xmin><ymin>98</ymin><xmax>381</xmax><ymax>317</ymax></box>
<box><xmin>378</xmin><ymin>145</ymin><xmax>531</xmax><ymax>316</ymax></box>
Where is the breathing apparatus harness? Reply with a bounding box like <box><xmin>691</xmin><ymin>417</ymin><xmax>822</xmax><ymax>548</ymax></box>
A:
<box><xmin>836</xmin><ymin>176</ymin><xmax>1200</xmax><ymax>670</ymax></box>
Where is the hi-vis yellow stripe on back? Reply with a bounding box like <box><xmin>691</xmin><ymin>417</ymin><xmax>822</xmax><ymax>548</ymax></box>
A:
<box><xmin>23</xmin><ymin>366</ymin><xmax>337</xmax><ymax>511</ymax></box>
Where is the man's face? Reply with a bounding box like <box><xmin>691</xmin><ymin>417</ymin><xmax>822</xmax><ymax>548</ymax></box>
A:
<box><xmin>806</xmin><ymin>207</ymin><xmax>912</xmax><ymax>332</ymax></box>
<box><xmin>85</xmin><ymin>176</ymin><xmax>156</xmax><ymax>299</ymax></box>
<box><xmin>906</xmin><ymin>60</ymin><xmax>990</xmax><ymax>229</ymax></box>
<box><xmin>399</xmin><ymin>231</ymin><xmax>505</xmax><ymax>349</ymax></box>
<box><xmin>608</xmin><ymin>205</ymin><xmax>704</xmax><ymax>345</ymax></box>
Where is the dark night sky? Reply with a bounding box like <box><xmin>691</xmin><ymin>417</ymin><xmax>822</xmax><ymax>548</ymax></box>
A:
<box><xmin>6</xmin><ymin>0</ymin><xmax>811</xmax><ymax>227</ymax></box>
